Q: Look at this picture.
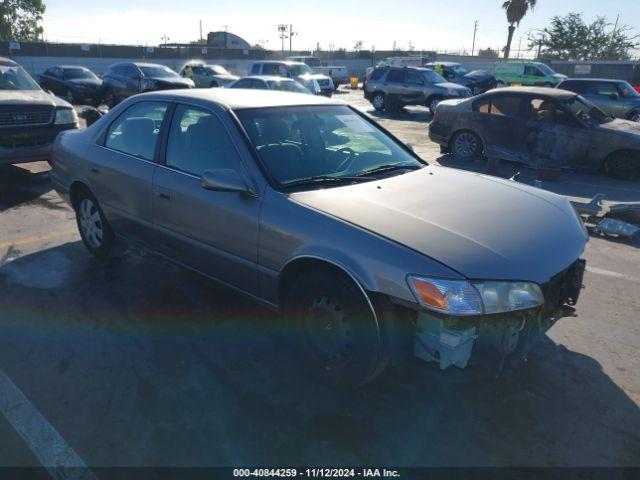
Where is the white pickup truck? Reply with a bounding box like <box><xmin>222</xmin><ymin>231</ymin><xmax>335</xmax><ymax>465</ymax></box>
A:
<box><xmin>288</xmin><ymin>56</ymin><xmax>348</xmax><ymax>90</ymax></box>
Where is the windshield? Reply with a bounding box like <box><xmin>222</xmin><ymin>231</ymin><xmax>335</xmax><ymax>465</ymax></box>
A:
<box><xmin>237</xmin><ymin>105</ymin><xmax>424</xmax><ymax>188</ymax></box>
<box><xmin>0</xmin><ymin>65</ymin><xmax>40</xmax><ymax>90</ymax></box>
<box><xmin>537</xmin><ymin>63</ymin><xmax>556</xmax><ymax>76</ymax></box>
<box><xmin>63</xmin><ymin>68</ymin><xmax>98</xmax><ymax>80</ymax></box>
<box><xmin>139</xmin><ymin>66</ymin><xmax>180</xmax><ymax>78</ymax></box>
<box><xmin>452</xmin><ymin>65</ymin><xmax>468</xmax><ymax>76</ymax></box>
<box><xmin>618</xmin><ymin>81</ymin><xmax>639</xmax><ymax>98</ymax></box>
<box><xmin>564</xmin><ymin>96</ymin><xmax>611</xmax><ymax>122</ymax></box>
<box><xmin>422</xmin><ymin>69</ymin><xmax>447</xmax><ymax>83</ymax></box>
<box><xmin>267</xmin><ymin>80</ymin><xmax>310</xmax><ymax>94</ymax></box>
<box><xmin>288</xmin><ymin>64</ymin><xmax>313</xmax><ymax>76</ymax></box>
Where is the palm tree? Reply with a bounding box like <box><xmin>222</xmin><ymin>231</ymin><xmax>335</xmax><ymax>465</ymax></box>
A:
<box><xmin>502</xmin><ymin>0</ymin><xmax>537</xmax><ymax>59</ymax></box>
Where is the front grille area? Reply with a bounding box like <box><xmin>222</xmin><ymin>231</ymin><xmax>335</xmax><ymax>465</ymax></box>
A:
<box><xmin>0</xmin><ymin>133</ymin><xmax>55</xmax><ymax>149</ymax></box>
<box><xmin>0</xmin><ymin>109</ymin><xmax>54</xmax><ymax>127</ymax></box>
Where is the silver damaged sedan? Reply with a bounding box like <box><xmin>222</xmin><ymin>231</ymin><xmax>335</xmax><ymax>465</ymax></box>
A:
<box><xmin>51</xmin><ymin>89</ymin><xmax>588</xmax><ymax>387</ymax></box>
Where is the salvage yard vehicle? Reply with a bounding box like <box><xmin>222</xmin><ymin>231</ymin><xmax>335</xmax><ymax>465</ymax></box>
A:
<box><xmin>0</xmin><ymin>57</ymin><xmax>78</xmax><ymax>166</ymax></box>
<box><xmin>430</xmin><ymin>86</ymin><xmax>640</xmax><ymax>180</ymax></box>
<box><xmin>364</xmin><ymin>66</ymin><xmax>472</xmax><ymax>113</ymax></box>
<box><xmin>250</xmin><ymin>61</ymin><xmax>334</xmax><ymax>97</ymax></box>
<box><xmin>179</xmin><ymin>63</ymin><xmax>238</xmax><ymax>88</ymax></box>
<box><xmin>287</xmin><ymin>56</ymin><xmax>349</xmax><ymax>90</ymax></box>
<box><xmin>493</xmin><ymin>61</ymin><xmax>567</xmax><ymax>87</ymax></box>
<box><xmin>50</xmin><ymin>89</ymin><xmax>587</xmax><ymax>387</ymax></box>
<box><xmin>100</xmin><ymin>62</ymin><xmax>194</xmax><ymax>107</ymax></box>
<box><xmin>424</xmin><ymin>62</ymin><xmax>497</xmax><ymax>94</ymax></box>
<box><xmin>38</xmin><ymin>65</ymin><xmax>102</xmax><ymax>105</ymax></box>
<box><xmin>557</xmin><ymin>78</ymin><xmax>640</xmax><ymax>122</ymax></box>
<box><xmin>228</xmin><ymin>76</ymin><xmax>311</xmax><ymax>94</ymax></box>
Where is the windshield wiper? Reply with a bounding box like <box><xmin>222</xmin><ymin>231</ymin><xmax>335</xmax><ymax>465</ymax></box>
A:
<box><xmin>357</xmin><ymin>163</ymin><xmax>423</xmax><ymax>177</ymax></box>
<box><xmin>282</xmin><ymin>175</ymin><xmax>373</xmax><ymax>189</ymax></box>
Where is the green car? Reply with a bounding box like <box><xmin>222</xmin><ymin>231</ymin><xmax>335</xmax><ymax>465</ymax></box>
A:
<box><xmin>493</xmin><ymin>61</ymin><xmax>567</xmax><ymax>87</ymax></box>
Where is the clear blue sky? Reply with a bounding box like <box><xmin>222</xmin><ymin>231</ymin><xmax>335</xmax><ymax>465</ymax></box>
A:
<box><xmin>41</xmin><ymin>0</ymin><xmax>640</xmax><ymax>53</ymax></box>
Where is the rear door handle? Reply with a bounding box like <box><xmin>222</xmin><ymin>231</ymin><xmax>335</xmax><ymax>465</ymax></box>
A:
<box><xmin>89</xmin><ymin>167</ymin><xmax>100</xmax><ymax>174</ymax></box>
<box><xmin>155</xmin><ymin>191</ymin><xmax>171</xmax><ymax>200</ymax></box>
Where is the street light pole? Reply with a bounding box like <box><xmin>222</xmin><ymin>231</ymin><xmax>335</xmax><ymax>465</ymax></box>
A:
<box><xmin>471</xmin><ymin>20</ymin><xmax>478</xmax><ymax>56</ymax></box>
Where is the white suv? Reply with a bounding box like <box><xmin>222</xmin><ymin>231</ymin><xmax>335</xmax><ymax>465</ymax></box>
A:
<box><xmin>249</xmin><ymin>61</ymin><xmax>334</xmax><ymax>97</ymax></box>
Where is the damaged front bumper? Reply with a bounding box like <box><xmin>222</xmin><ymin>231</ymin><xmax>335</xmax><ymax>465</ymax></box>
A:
<box><xmin>413</xmin><ymin>259</ymin><xmax>586</xmax><ymax>374</ymax></box>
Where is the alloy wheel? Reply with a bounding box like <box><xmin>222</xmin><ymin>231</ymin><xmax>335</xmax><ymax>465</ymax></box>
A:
<box><xmin>631</xmin><ymin>112</ymin><xmax>640</xmax><ymax>123</ymax></box>
<box><xmin>430</xmin><ymin>98</ymin><xmax>441</xmax><ymax>112</ymax></box>
<box><xmin>78</xmin><ymin>198</ymin><xmax>103</xmax><ymax>249</ymax></box>
<box><xmin>373</xmin><ymin>94</ymin><xmax>385</xmax><ymax>110</ymax></box>
<box><xmin>453</xmin><ymin>132</ymin><xmax>479</xmax><ymax>158</ymax></box>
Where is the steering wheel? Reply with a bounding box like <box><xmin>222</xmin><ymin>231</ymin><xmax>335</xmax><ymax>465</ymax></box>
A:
<box><xmin>336</xmin><ymin>147</ymin><xmax>358</xmax><ymax>173</ymax></box>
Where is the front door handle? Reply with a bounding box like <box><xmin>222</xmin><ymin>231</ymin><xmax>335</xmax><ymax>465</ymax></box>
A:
<box><xmin>89</xmin><ymin>167</ymin><xmax>100</xmax><ymax>174</ymax></box>
<box><xmin>155</xmin><ymin>191</ymin><xmax>171</xmax><ymax>200</ymax></box>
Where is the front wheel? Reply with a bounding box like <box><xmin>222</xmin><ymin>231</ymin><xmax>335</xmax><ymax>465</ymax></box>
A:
<box><xmin>604</xmin><ymin>152</ymin><xmax>640</xmax><ymax>181</ymax></box>
<box><xmin>628</xmin><ymin>110</ymin><xmax>640</xmax><ymax>123</ymax></box>
<box><xmin>209</xmin><ymin>81</ymin><xmax>219</xmax><ymax>88</ymax></box>
<box><xmin>429</xmin><ymin>96</ymin><xmax>442</xmax><ymax>114</ymax></box>
<box><xmin>451</xmin><ymin>130</ymin><xmax>483</xmax><ymax>159</ymax></box>
<box><xmin>74</xmin><ymin>190</ymin><xmax>119</xmax><ymax>258</ymax></box>
<box><xmin>372</xmin><ymin>92</ymin><xmax>386</xmax><ymax>111</ymax></box>
<box><xmin>65</xmin><ymin>88</ymin><xmax>75</xmax><ymax>104</ymax></box>
<box><xmin>284</xmin><ymin>269</ymin><xmax>387</xmax><ymax>388</ymax></box>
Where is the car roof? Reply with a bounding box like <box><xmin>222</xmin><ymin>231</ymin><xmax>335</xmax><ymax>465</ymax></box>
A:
<box><xmin>425</xmin><ymin>62</ymin><xmax>460</xmax><ymax>67</ymax></box>
<box><xmin>0</xmin><ymin>56</ymin><xmax>18</xmax><ymax>67</ymax></box>
<box><xmin>139</xmin><ymin>88</ymin><xmax>336</xmax><ymax>109</ymax></box>
<box><xmin>58</xmin><ymin>65</ymin><xmax>91</xmax><ymax>70</ymax></box>
<box><xmin>484</xmin><ymin>86</ymin><xmax>578</xmax><ymax>100</ymax></box>
<box><xmin>254</xmin><ymin>60</ymin><xmax>304</xmax><ymax>66</ymax></box>
<box><xmin>559</xmin><ymin>78</ymin><xmax>623</xmax><ymax>83</ymax></box>
<box><xmin>244</xmin><ymin>75</ymin><xmax>294</xmax><ymax>82</ymax></box>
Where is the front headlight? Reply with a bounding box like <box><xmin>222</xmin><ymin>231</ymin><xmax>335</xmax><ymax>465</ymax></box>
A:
<box><xmin>54</xmin><ymin>108</ymin><xmax>78</xmax><ymax>125</ymax></box>
<box><xmin>408</xmin><ymin>275</ymin><xmax>544</xmax><ymax>316</ymax></box>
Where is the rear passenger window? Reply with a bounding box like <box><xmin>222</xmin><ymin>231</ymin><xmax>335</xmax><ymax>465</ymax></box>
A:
<box><xmin>475</xmin><ymin>96</ymin><xmax>522</xmax><ymax>117</ymax></box>
<box><xmin>105</xmin><ymin>102</ymin><xmax>168</xmax><ymax>161</ymax></box>
<box><xmin>251</xmin><ymin>64</ymin><xmax>261</xmax><ymax>74</ymax></box>
<box><xmin>165</xmin><ymin>105</ymin><xmax>242</xmax><ymax>177</ymax></box>
<box><xmin>386</xmin><ymin>69</ymin><xmax>405</xmax><ymax>83</ymax></box>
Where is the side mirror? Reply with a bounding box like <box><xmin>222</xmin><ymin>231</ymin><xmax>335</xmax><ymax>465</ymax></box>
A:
<box><xmin>610</xmin><ymin>92</ymin><xmax>620</xmax><ymax>100</ymax></box>
<box><xmin>201</xmin><ymin>169</ymin><xmax>253</xmax><ymax>195</ymax></box>
<box><xmin>405</xmin><ymin>143</ymin><xmax>415</xmax><ymax>152</ymax></box>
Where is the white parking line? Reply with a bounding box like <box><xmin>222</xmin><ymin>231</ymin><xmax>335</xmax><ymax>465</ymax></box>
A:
<box><xmin>0</xmin><ymin>368</ymin><xmax>96</xmax><ymax>480</ymax></box>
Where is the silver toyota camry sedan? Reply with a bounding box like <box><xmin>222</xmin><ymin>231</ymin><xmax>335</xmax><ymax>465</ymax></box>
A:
<box><xmin>51</xmin><ymin>89</ymin><xmax>588</xmax><ymax>387</ymax></box>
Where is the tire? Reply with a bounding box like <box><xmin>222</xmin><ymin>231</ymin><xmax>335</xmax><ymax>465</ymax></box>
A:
<box><xmin>451</xmin><ymin>130</ymin><xmax>483</xmax><ymax>159</ymax></box>
<box><xmin>210</xmin><ymin>81</ymin><xmax>219</xmax><ymax>88</ymax></box>
<box><xmin>372</xmin><ymin>92</ymin><xmax>386</xmax><ymax>112</ymax></box>
<box><xmin>628</xmin><ymin>110</ymin><xmax>640</xmax><ymax>123</ymax></box>
<box><xmin>429</xmin><ymin>96</ymin><xmax>443</xmax><ymax>114</ymax></box>
<box><xmin>103</xmin><ymin>88</ymin><xmax>118</xmax><ymax>108</ymax></box>
<box><xmin>604</xmin><ymin>151</ymin><xmax>640</xmax><ymax>181</ymax></box>
<box><xmin>74</xmin><ymin>189</ymin><xmax>118</xmax><ymax>258</ymax></box>
<box><xmin>283</xmin><ymin>269</ymin><xmax>387</xmax><ymax>388</ymax></box>
<box><xmin>65</xmin><ymin>88</ymin><xmax>75</xmax><ymax>104</ymax></box>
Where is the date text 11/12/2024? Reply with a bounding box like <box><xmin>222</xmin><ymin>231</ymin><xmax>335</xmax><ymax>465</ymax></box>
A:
<box><xmin>233</xmin><ymin>469</ymin><xmax>401</xmax><ymax>478</ymax></box>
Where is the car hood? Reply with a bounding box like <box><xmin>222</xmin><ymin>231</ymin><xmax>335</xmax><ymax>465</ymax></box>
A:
<box><xmin>68</xmin><ymin>78</ymin><xmax>102</xmax><ymax>88</ymax></box>
<box><xmin>462</xmin><ymin>70</ymin><xmax>493</xmax><ymax>81</ymax></box>
<box><xmin>435</xmin><ymin>82</ymin><xmax>470</xmax><ymax>92</ymax></box>
<box><xmin>153</xmin><ymin>77</ymin><xmax>194</xmax><ymax>87</ymax></box>
<box><xmin>596</xmin><ymin>117</ymin><xmax>640</xmax><ymax>136</ymax></box>
<box><xmin>298</xmin><ymin>73</ymin><xmax>331</xmax><ymax>82</ymax></box>
<box><xmin>291</xmin><ymin>167</ymin><xmax>587</xmax><ymax>284</ymax></box>
<box><xmin>0</xmin><ymin>89</ymin><xmax>73</xmax><ymax>108</ymax></box>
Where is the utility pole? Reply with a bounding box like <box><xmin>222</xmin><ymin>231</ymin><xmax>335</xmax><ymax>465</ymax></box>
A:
<box><xmin>289</xmin><ymin>24</ymin><xmax>298</xmax><ymax>52</ymax></box>
<box><xmin>199</xmin><ymin>20</ymin><xmax>203</xmax><ymax>45</ymax></box>
<box><xmin>471</xmin><ymin>20</ymin><xmax>479</xmax><ymax>56</ymax></box>
<box><xmin>278</xmin><ymin>24</ymin><xmax>288</xmax><ymax>53</ymax></box>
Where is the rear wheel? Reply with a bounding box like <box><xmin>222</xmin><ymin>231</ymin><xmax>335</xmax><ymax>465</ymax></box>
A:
<box><xmin>372</xmin><ymin>92</ymin><xmax>386</xmax><ymax>111</ymax></box>
<box><xmin>74</xmin><ymin>189</ymin><xmax>119</xmax><ymax>258</ymax></box>
<box><xmin>451</xmin><ymin>130</ymin><xmax>482</xmax><ymax>159</ymax></box>
<box><xmin>604</xmin><ymin>151</ymin><xmax>640</xmax><ymax>181</ymax></box>
<box><xmin>284</xmin><ymin>269</ymin><xmax>387</xmax><ymax>388</ymax></box>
